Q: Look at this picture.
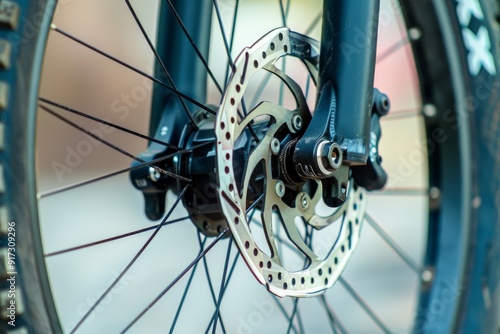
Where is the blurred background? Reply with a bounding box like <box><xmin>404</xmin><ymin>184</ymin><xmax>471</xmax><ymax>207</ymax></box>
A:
<box><xmin>36</xmin><ymin>0</ymin><xmax>428</xmax><ymax>332</ymax></box>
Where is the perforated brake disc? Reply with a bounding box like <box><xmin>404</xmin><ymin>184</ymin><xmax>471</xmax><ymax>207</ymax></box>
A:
<box><xmin>215</xmin><ymin>28</ymin><xmax>366</xmax><ymax>297</ymax></box>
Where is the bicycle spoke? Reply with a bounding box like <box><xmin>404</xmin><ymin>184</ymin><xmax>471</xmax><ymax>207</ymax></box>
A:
<box><xmin>164</xmin><ymin>0</ymin><xmax>224</xmax><ymax>94</ymax></box>
<box><xmin>39</xmin><ymin>141</ymin><xmax>212</xmax><ymax>198</ymax></box>
<box><xmin>124</xmin><ymin>0</ymin><xmax>197</xmax><ymax>129</ymax></box>
<box><xmin>376</xmin><ymin>37</ymin><xmax>410</xmax><ymax>64</ymax></box>
<box><xmin>45</xmin><ymin>216</ymin><xmax>189</xmax><ymax>257</ymax></box>
<box><xmin>272</xmin><ymin>297</ymin><xmax>300</xmax><ymax>334</ymax></box>
<box><xmin>365</xmin><ymin>213</ymin><xmax>422</xmax><ymax>273</ymax></box>
<box><xmin>39</xmin><ymin>97</ymin><xmax>180</xmax><ymax>149</ymax></box>
<box><xmin>304</xmin><ymin>12</ymin><xmax>322</xmax><ymax>35</ymax></box>
<box><xmin>169</xmin><ymin>236</ymin><xmax>208</xmax><ymax>334</ymax></box>
<box><xmin>50</xmin><ymin>24</ymin><xmax>215</xmax><ymax>116</ymax></box>
<box><xmin>223</xmin><ymin>0</ymin><xmax>240</xmax><ymax>85</ymax></box>
<box><xmin>338</xmin><ymin>277</ymin><xmax>391</xmax><ymax>334</ymax></box>
<box><xmin>319</xmin><ymin>295</ymin><xmax>347</xmax><ymax>334</ymax></box>
<box><xmin>278</xmin><ymin>0</ymin><xmax>291</xmax><ymax>105</ymax></box>
<box><xmin>286</xmin><ymin>298</ymin><xmax>303</xmax><ymax>334</ymax></box>
<box><xmin>209</xmin><ymin>238</ymin><xmax>233</xmax><ymax>334</ymax></box>
<box><xmin>70</xmin><ymin>184</ymin><xmax>190</xmax><ymax>333</ymax></box>
<box><xmin>383</xmin><ymin>108</ymin><xmax>423</xmax><ymax>120</ymax></box>
<box><xmin>371</xmin><ymin>188</ymin><xmax>428</xmax><ymax>196</ymax></box>
<box><xmin>198</xmin><ymin>232</ymin><xmax>227</xmax><ymax>333</ymax></box>
<box><xmin>40</xmin><ymin>104</ymin><xmax>192</xmax><ymax>182</ymax></box>
<box><xmin>279</xmin><ymin>0</ymin><xmax>291</xmax><ymax>26</ymax></box>
<box><xmin>120</xmin><ymin>227</ymin><xmax>230</xmax><ymax>333</ymax></box>
<box><xmin>213</xmin><ymin>0</ymin><xmax>235</xmax><ymax>75</ymax></box>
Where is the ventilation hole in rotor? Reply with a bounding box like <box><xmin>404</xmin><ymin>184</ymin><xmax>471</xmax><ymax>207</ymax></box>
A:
<box><xmin>226</xmin><ymin>132</ymin><xmax>230</xmax><ymax>140</ymax></box>
<box><xmin>301</xmin><ymin>277</ymin><xmax>305</xmax><ymax>284</ymax></box>
<box><xmin>236</xmin><ymin>84</ymin><xmax>241</xmax><ymax>93</ymax></box>
<box><xmin>334</xmin><ymin>257</ymin><xmax>338</xmax><ymax>265</ymax></box>
<box><xmin>220</xmin><ymin>122</ymin><xmax>225</xmax><ymax>130</ymax></box>
<box><xmin>359</xmin><ymin>193</ymin><xmax>363</xmax><ymax>200</ymax></box>
<box><xmin>259</xmin><ymin>261</ymin><xmax>264</xmax><ymax>268</ymax></box>
<box><xmin>224</xmin><ymin>166</ymin><xmax>230</xmax><ymax>174</ymax></box>
<box><xmin>254</xmin><ymin>60</ymin><xmax>258</xmax><ymax>68</ymax></box>
<box><xmin>278</xmin><ymin>272</ymin><xmax>283</xmax><ymax>280</ymax></box>
<box><xmin>245</xmin><ymin>241</ymin><xmax>250</xmax><ymax>249</ymax></box>
<box><xmin>328</xmin><ymin>267</ymin><xmax>332</xmax><ymax>274</ymax></box>
<box><xmin>262</xmin><ymin>51</ymin><xmax>267</xmax><ymax>59</ymax></box>
<box><xmin>341</xmin><ymin>245</ymin><xmax>345</xmax><ymax>253</ymax></box>
<box><xmin>253</xmin><ymin>248</ymin><xmax>258</xmax><ymax>256</ymax></box>
<box><xmin>226</xmin><ymin>153</ymin><xmax>230</xmax><ymax>160</ymax></box>
<box><xmin>283</xmin><ymin>282</ymin><xmax>288</xmax><ymax>290</ymax></box>
<box><xmin>267</xmin><ymin>261</ymin><xmax>272</xmax><ymax>269</ymax></box>
<box><xmin>325</xmin><ymin>278</ymin><xmax>328</xmax><ymax>285</ymax></box>
<box><xmin>279</xmin><ymin>32</ymin><xmax>283</xmax><ymax>41</ymax></box>
<box><xmin>270</xmin><ymin>42</ymin><xmax>275</xmax><ymax>51</ymax></box>
<box><xmin>318</xmin><ymin>268</ymin><xmax>323</xmax><ymax>276</ymax></box>
<box><xmin>311</xmin><ymin>277</ymin><xmax>315</xmax><ymax>284</ymax></box>
<box><xmin>234</xmin><ymin>217</ymin><xmax>239</xmax><ymax>225</ymax></box>
<box><xmin>230</xmin><ymin>98</ymin><xmax>235</xmax><ymax>106</ymax></box>
<box><xmin>230</xmin><ymin>117</ymin><xmax>235</xmax><ymax>124</ymax></box>
<box><xmin>353</xmin><ymin>203</ymin><xmax>358</xmax><ymax>211</ymax></box>
<box><xmin>355</xmin><ymin>218</ymin><xmax>359</xmax><ymax>225</ymax></box>
<box><xmin>229</xmin><ymin>184</ymin><xmax>234</xmax><ymax>192</ymax></box>
<box><xmin>284</xmin><ymin>44</ymin><xmax>288</xmax><ymax>53</ymax></box>
<box><xmin>292</xmin><ymin>278</ymin><xmax>296</xmax><ymax>286</ymax></box>
<box><xmin>268</xmin><ymin>274</ymin><xmax>273</xmax><ymax>283</ymax></box>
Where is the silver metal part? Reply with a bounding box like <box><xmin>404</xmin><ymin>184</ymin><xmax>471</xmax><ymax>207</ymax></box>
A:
<box><xmin>215</xmin><ymin>28</ymin><xmax>366</xmax><ymax>297</ymax></box>
<box><xmin>292</xmin><ymin>114</ymin><xmax>303</xmax><ymax>131</ymax></box>
<box><xmin>271</xmin><ymin>138</ymin><xmax>281</xmax><ymax>155</ymax></box>
<box><xmin>316</xmin><ymin>141</ymin><xmax>342</xmax><ymax>175</ymax></box>
<box><xmin>149</xmin><ymin>167</ymin><xmax>161</xmax><ymax>182</ymax></box>
<box><xmin>275</xmin><ymin>181</ymin><xmax>286</xmax><ymax>198</ymax></box>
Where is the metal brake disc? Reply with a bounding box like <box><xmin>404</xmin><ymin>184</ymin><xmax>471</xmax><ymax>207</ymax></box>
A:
<box><xmin>215</xmin><ymin>27</ymin><xmax>366</xmax><ymax>297</ymax></box>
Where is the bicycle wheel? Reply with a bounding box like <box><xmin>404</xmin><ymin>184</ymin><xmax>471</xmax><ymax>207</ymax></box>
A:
<box><xmin>1</xmin><ymin>0</ymin><xmax>499</xmax><ymax>333</ymax></box>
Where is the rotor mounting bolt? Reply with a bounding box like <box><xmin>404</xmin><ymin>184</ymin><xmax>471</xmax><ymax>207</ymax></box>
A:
<box><xmin>298</xmin><ymin>192</ymin><xmax>310</xmax><ymax>210</ymax></box>
<box><xmin>270</xmin><ymin>138</ymin><xmax>281</xmax><ymax>155</ymax></box>
<box><xmin>292</xmin><ymin>115</ymin><xmax>303</xmax><ymax>131</ymax></box>
<box><xmin>275</xmin><ymin>181</ymin><xmax>286</xmax><ymax>198</ymax></box>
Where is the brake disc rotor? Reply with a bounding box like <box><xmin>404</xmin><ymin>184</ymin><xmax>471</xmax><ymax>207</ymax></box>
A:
<box><xmin>215</xmin><ymin>28</ymin><xmax>366</xmax><ymax>297</ymax></box>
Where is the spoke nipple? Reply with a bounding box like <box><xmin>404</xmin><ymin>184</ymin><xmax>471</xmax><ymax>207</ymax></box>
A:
<box><xmin>271</xmin><ymin>138</ymin><xmax>281</xmax><ymax>155</ymax></box>
<box><xmin>292</xmin><ymin>115</ymin><xmax>303</xmax><ymax>131</ymax></box>
<box><xmin>408</xmin><ymin>27</ymin><xmax>422</xmax><ymax>41</ymax></box>
<box><xmin>472</xmin><ymin>196</ymin><xmax>482</xmax><ymax>209</ymax></box>
<box><xmin>50</xmin><ymin>23</ymin><xmax>57</xmax><ymax>30</ymax></box>
<box><xmin>423</xmin><ymin>104</ymin><xmax>437</xmax><ymax>118</ymax></box>
<box><xmin>429</xmin><ymin>186</ymin><xmax>441</xmax><ymax>210</ymax></box>
<box><xmin>275</xmin><ymin>181</ymin><xmax>286</xmax><ymax>198</ymax></box>
<box><xmin>421</xmin><ymin>268</ymin><xmax>434</xmax><ymax>284</ymax></box>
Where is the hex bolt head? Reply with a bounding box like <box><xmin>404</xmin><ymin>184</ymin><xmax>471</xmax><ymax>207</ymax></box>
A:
<box><xmin>298</xmin><ymin>192</ymin><xmax>310</xmax><ymax>210</ymax></box>
<box><xmin>292</xmin><ymin>115</ymin><xmax>303</xmax><ymax>131</ymax></box>
<box><xmin>320</xmin><ymin>142</ymin><xmax>342</xmax><ymax>171</ymax></box>
<box><xmin>275</xmin><ymin>181</ymin><xmax>286</xmax><ymax>198</ymax></box>
<box><xmin>270</xmin><ymin>138</ymin><xmax>281</xmax><ymax>155</ymax></box>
